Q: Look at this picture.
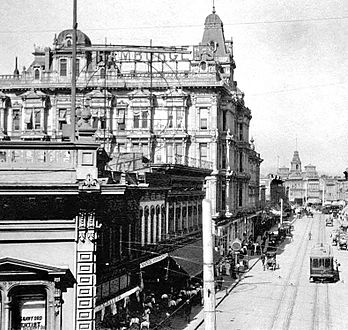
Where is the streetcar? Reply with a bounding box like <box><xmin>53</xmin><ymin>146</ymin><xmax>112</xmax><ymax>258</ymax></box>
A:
<box><xmin>309</xmin><ymin>243</ymin><xmax>339</xmax><ymax>282</ymax></box>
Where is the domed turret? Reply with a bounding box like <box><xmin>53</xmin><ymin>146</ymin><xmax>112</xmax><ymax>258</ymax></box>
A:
<box><xmin>201</xmin><ymin>7</ymin><xmax>227</xmax><ymax>57</ymax></box>
<box><xmin>204</xmin><ymin>6</ymin><xmax>223</xmax><ymax>27</ymax></box>
<box><xmin>56</xmin><ymin>29</ymin><xmax>91</xmax><ymax>48</ymax></box>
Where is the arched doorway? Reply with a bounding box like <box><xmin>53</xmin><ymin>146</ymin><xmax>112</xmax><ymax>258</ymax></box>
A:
<box><xmin>9</xmin><ymin>285</ymin><xmax>47</xmax><ymax>330</ymax></box>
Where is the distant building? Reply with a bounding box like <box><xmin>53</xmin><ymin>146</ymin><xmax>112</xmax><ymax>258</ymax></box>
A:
<box><xmin>277</xmin><ymin>150</ymin><xmax>321</xmax><ymax>205</ymax></box>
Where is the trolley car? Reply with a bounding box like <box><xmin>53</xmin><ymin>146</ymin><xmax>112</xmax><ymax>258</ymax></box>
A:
<box><xmin>309</xmin><ymin>243</ymin><xmax>339</xmax><ymax>282</ymax></box>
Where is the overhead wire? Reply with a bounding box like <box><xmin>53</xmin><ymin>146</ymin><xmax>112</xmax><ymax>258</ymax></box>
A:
<box><xmin>2</xmin><ymin>14</ymin><xmax>348</xmax><ymax>35</ymax></box>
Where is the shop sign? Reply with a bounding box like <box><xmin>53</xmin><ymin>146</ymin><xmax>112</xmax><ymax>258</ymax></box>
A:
<box><xmin>99</xmin><ymin>51</ymin><xmax>191</xmax><ymax>64</ymax></box>
<box><xmin>140</xmin><ymin>253</ymin><xmax>168</xmax><ymax>269</ymax></box>
<box><xmin>20</xmin><ymin>300</ymin><xmax>46</xmax><ymax>330</ymax></box>
<box><xmin>95</xmin><ymin>286</ymin><xmax>140</xmax><ymax>312</ymax></box>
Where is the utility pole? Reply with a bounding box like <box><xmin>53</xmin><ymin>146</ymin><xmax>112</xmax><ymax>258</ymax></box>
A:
<box><xmin>280</xmin><ymin>198</ymin><xmax>283</xmax><ymax>225</ymax></box>
<box><xmin>71</xmin><ymin>0</ymin><xmax>77</xmax><ymax>142</ymax></box>
<box><xmin>202</xmin><ymin>199</ymin><xmax>216</xmax><ymax>330</ymax></box>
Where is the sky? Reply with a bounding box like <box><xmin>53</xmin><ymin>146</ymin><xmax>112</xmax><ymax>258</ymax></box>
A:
<box><xmin>0</xmin><ymin>0</ymin><xmax>348</xmax><ymax>176</ymax></box>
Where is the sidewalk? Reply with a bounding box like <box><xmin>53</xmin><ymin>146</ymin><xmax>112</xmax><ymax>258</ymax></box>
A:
<box><xmin>184</xmin><ymin>216</ymin><xmax>298</xmax><ymax>330</ymax></box>
<box><xmin>184</xmin><ymin>254</ymin><xmax>261</xmax><ymax>330</ymax></box>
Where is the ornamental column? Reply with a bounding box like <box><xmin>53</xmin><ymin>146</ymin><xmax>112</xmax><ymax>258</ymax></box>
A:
<box><xmin>76</xmin><ymin>209</ymin><xmax>98</xmax><ymax>330</ymax></box>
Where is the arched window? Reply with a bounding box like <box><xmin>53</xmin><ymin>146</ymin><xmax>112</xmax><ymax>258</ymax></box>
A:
<box><xmin>67</xmin><ymin>39</ymin><xmax>72</xmax><ymax>47</ymax></box>
<box><xmin>161</xmin><ymin>205</ymin><xmax>166</xmax><ymax>240</ymax></box>
<box><xmin>150</xmin><ymin>206</ymin><xmax>155</xmax><ymax>243</ymax></box>
<box><xmin>100</xmin><ymin>67</ymin><xmax>105</xmax><ymax>79</ymax></box>
<box><xmin>34</xmin><ymin>68</ymin><xmax>40</xmax><ymax>80</ymax></box>
<box><xmin>144</xmin><ymin>206</ymin><xmax>149</xmax><ymax>245</ymax></box>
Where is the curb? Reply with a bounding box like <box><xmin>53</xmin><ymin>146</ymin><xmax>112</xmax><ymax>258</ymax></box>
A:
<box><xmin>193</xmin><ymin>257</ymin><xmax>260</xmax><ymax>330</ymax></box>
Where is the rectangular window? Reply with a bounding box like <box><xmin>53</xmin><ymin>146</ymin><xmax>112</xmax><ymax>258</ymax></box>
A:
<box><xmin>60</xmin><ymin>59</ymin><xmax>67</xmax><ymax>77</ymax></box>
<box><xmin>239</xmin><ymin>123</ymin><xmax>243</xmax><ymax>141</ymax></box>
<box><xmin>239</xmin><ymin>151</ymin><xmax>243</xmax><ymax>172</ymax></box>
<box><xmin>222</xmin><ymin>111</ymin><xmax>227</xmax><ymax>131</ymax></box>
<box><xmin>199</xmin><ymin>143</ymin><xmax>208</xmax><ymax>162</ymax></box>
<box><xmin>134</xmin><ymin>113</ymin><xmax>140</xmax><ymax>129</ymax></box>
<box><xmin>168</xmin><ymin>109</ymin><xmax>173</xmax><ymax>128</ymax></box>
<box><xmin>141</xmin><ymin>111</ymin><xmax>148</xmax><ymax>128</ymax></box>
<box><xmin>34</xmin><ymin>110</ymin><xmax>41</xmax><ymax>129</ymax></box>
<box><xmin>13</xmin><ymin>110</ymin><xmax>21</xmax><ymax>132</ymax></box>
<box><xmin>221</xmin><ymin>185</ymin><xmax>226</xmax><ymax>210</ymax></box>
<box><xmin>25</xmin><ymin>109</ymin><xmax>33</xmax><ymax>130</ymax></box>
<box><xmin>239</xmin><ymin>184</ymin><xmax>243</xmax><ymax>207</ymax></box>
<box><xmin>58</xmin><ymin>108</ymin><xmax>67</xmax><ymax>130</ymax></box>
<box><xmin>175</xmin><ymin>143</ymin><xmax>182</xmax><ymax>164</ymax></box>
<box><xmin>117</xmin><ymin>109</ymin><xmax>125</xmax><ymax>131</ymax></box>
<box><xmin>221</xmin><ymin>144</ymin><xmax>226</xmax><ymax>168</ymax></box>
<box><xmin>176</xmin><ymin>107</ymin><xmax>183</xmax><ymax>128</ymax></box>
<box><xmin>167</xmin><ymin>144</ymin><xmax>173</xmax><ymax>163</ymax></box>
<box><xmin>200</xmin><ymin>108</ymin><xmax>208</xmax><ymax>129</ymax></box>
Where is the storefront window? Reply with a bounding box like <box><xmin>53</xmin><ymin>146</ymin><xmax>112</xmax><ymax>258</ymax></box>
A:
<box><xmin>11</xmin><ymin>286</ymin><xmax>46</xmax><ymax>330</ymax></box>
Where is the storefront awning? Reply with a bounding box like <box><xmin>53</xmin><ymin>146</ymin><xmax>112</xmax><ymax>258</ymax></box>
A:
<box><xmin>169</xmin><ymin>239</ymin><xmax>220</xmax><ymax>278</ymax></box>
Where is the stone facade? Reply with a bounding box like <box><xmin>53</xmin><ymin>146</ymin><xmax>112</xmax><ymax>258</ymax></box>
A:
<box><xmin>0</xmin><ymin>8</ymin><xmax>262</xmax><ymax>327</ymax></box>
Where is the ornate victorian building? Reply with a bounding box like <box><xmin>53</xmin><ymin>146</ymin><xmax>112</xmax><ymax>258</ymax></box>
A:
<box><xmin>0</xmin><ymin>7</ymin><xmax>262</xmax><ymax>329</ymax></box>
<box><xmin>277</xmin><ymin>150</ymin><xmax>321</xmax><ymax>205</ymax></box>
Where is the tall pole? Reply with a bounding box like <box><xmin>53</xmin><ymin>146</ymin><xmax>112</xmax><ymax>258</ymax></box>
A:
<box><xmin>202</xmin><ymin>199</ymin><xmax>216</xmax><ymax>330</ymax></box>
<box><xmin>71</xmin><ymin>0</ymin><xmax>77</xmax><ymax>142</ymax></box>
<box><xmin>280</xmin><ymin>198</ymin><xmax>283</xmax><ymax>225</ymax></box>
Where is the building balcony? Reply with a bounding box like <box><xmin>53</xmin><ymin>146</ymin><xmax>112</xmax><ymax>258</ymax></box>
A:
<box><xmin>110</xmin><ymin>152</ymin><xmax>213</xmax><ymax>172</ymax></box>
<box><xmin>0</xmin><ymin>70</ymin><xmax>225</xmax><ymax>90</ymax></box>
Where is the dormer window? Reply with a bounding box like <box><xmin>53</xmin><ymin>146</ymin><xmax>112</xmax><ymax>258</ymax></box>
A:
<box><xmin>66</xmin><ymin>34</ymin><xmax>72</xmax><ymax>47</ymax></box>
<box><xmin>34</xmin><ymin>68</ymin><xmax>40</xmax><ymax>80</ymax></box>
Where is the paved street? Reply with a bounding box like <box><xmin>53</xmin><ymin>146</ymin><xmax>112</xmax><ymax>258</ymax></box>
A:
<box><xmin>181</xmin><ymin>213</ymin><xmax>348</xmax><ymax>330</ymax></box>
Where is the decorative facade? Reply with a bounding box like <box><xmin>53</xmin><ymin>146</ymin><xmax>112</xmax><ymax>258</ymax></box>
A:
<box><xmin>277</xmin><ymin>150</ymin><xmax>321</xmax><ymax>205</ymax></box>
<box><xmin>0</xmin><ymin>7</ymin><xmax>262</xmax><ymax>328</ymax></box>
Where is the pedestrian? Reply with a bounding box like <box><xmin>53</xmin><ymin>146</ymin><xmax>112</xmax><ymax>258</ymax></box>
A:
<box><xmin>184</xmin><ymin>299</ymin><xmax>192</xmax><ymax>322</ymax></box>
<box><xmin>261</xmin><ymin>253</ymin><xmax>266</xmax><ymax>271</ymax></box>
<box><xmin>308</xmin><ymin>232</ymin><xmax>312</xmax><ymax>240</ymax></box>
<box><xmin>216</xmin><ymin>275</ymin><xmax>223</xmax><ymax>291</ymax></box>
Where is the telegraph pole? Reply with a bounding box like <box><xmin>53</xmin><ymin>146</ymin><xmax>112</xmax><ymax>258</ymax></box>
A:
<box><xmin>71</xmin><ymin>0</ymin><xmax>77</xmax><ymax>142</ymax></box>
<box><xmin>202</xmin><ymin>199</ymin><xmax>216</xmax><ymax>330</ymax></box>
<box><xmin>280</xmin><ymin>198</ymin><xmax>283</xmax><ymax>225</ymax></box>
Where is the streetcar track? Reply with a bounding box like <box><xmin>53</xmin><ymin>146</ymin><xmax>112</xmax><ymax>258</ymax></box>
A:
<box><xmin>269</xmin><ymin>216</ymin><xmax>315</xmax><ymax>330</ymax></box>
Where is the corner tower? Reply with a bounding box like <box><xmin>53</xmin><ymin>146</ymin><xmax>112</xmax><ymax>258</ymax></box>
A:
<box><xmin>202</xmin><ymin>6</ymin><xmax>227</xmax><ymax>57</ymax></box>
<box><xmin>290</xmin><ymin>151</ymin><xmax>302</xmax><ymax>173</ymax></box>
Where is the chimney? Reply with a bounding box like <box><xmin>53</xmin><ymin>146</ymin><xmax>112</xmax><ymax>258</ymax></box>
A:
<box><xmin>13</xmin><ymin>57</ymin><xmax>19</xmax><ymax>77</ymax></box>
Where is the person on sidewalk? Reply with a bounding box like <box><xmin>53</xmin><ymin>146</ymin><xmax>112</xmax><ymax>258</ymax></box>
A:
<box><xmin>184</xmin><ymin>299</ymin><xmax>192</xmax><ymax>322</ymax></box>
<box><xmin>216</xmin><ymin>275</ymin><xmax>224</xmax><ymax>291</ymax></box>
<box><xmin>261</xmin><ymin>253</ymin><xmax>266</xmax><ymax>271</ymax></box>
